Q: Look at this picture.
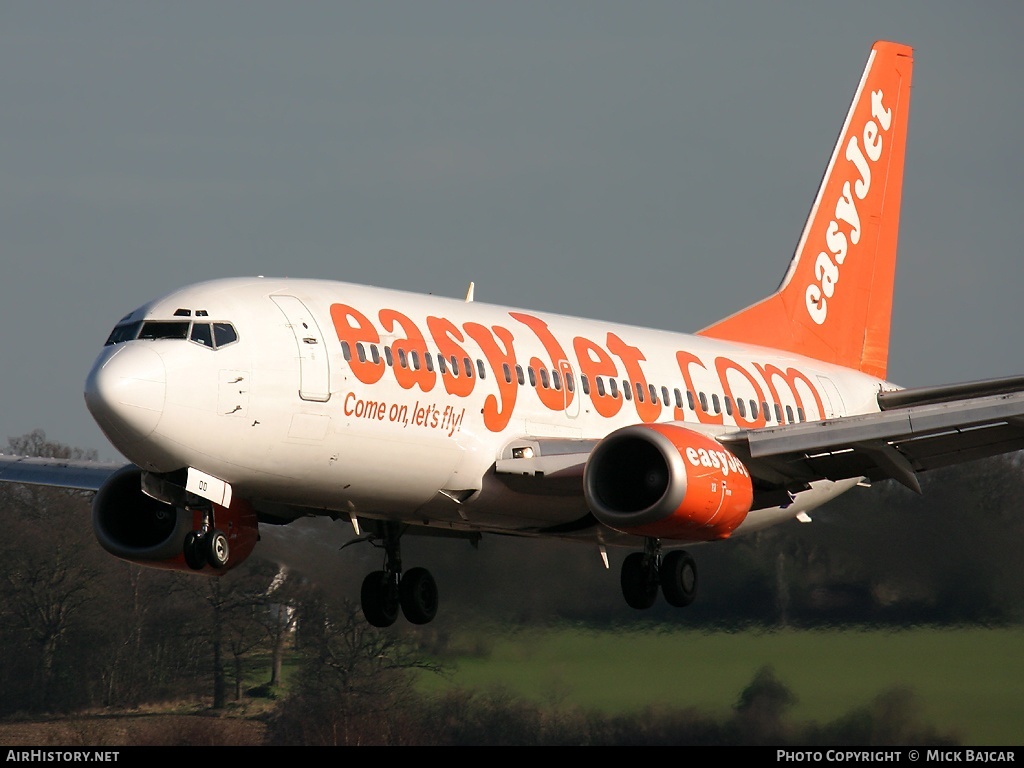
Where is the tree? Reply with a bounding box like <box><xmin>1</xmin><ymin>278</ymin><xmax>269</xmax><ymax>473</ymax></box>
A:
<box><xmin>0</xmin><ymin>431</ymin><xmax>102</xmax><ymax>712</ymax></box>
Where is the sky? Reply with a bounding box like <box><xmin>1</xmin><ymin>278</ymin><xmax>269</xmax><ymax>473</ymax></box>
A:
<box><xmin>1</xmin><ymin>2</ymin><xmax>1022</xmax><ymax>459</ymax></box>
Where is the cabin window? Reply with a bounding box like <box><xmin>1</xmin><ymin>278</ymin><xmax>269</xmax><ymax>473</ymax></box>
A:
<box><xmin>398</xmin><ymin>349</ymin><xmax>408</xmax><ymax>368</ymax></box>
<box><xmin>410</xmin><ymin>350</ymin><xmax>420</xmax><ymax>370</ymax></box>
<box><xmin>774</xmin><ymin>404</ymin><xmax>783</xmax><ymax>423</ymax></box>
<box><xmin>540</xmin><ymin>369</ymin><xmax>550</xmax><ymax>389</ymax></box>
<box><xmin>698</xmin><ymin>392</ymin><xmax>708</xmax><ymax>412</ymax></box>
<box><xmin>503</xmin><ymin>363</ymin><xmax>513</xmax><ymax>384</ymax></box>
<box><xmin>582</xmin><ymin>375</ymin><xmax>591</xmax><ymax>395</ymax></box>
<box><xmin>552</xmin><ymin>370</ymin><xmax>562</xmax><ymax>391</ymax></box>
<box><xmin>661</xmin><ymin>386</ymin><xmax>670</xmax><ymax>406</ymax></box>
<box><xmin>635</xmin><ymin>382</ymin><xmax>644</xmax><ymax>402</ymax></box>
<box><xmin>724</xmin><ymin>396</ymin><xmax>733</xmax><ymax>416</ymax></box>
<box><xmin>463</xmin><ymin>358</ymin><xmax>473</xmax><ymax>378</ymax></box>
<box><xmin>750</xmin><ymin>400</ymin><xmax>758</xmax><ymax>419</ymax></box>
<box><xmin>673</xmin><ymin>389</ymin><xmax>683</xmax><ymax>409</ymax></box>
<box><xmin>622</xmin><ymin>380</ymin><xmax>631</xmax><ymax>401</ymax></box>
<box><xmin>609</xmin><ymin>379</ymin><xmax>619</xmax><ymax>398</ymax></box>
<box><xmin>687</xmin><ymin>391</ymin><xmax>695</xmax><ymax>411</ymax></box>
<box><xmin>436</xmin><ymin>353</ymin><xmax>447</xmax><ymax>374</ymax></box>
<box><xmin>425</xmin><ymin>352</ymin><xmax>435</xmax><ymax>372</ymax></box>
<box><xmin>596</xmin><ymin>377</ymin><xmax>606</xmax><ymax>397</ymax></box>
<box><xmin>477</xmin><ymin>359</ymin><xmax>487</xmax><ymax>379</ymax></box>
<box><xmin>566</xmin><ymin>373</ymin><xmax>575</xmax><ymax>393</ymax></box>
<box><xmin>737</xmin><ymin>398</ymin><xmax>746</xmax><ymax>418</ymax></box>
<box><xmin>797</xmin><ymin>407</ymin><xmax>806</xmax><ymax>422</ymax></box>
<box><xmin>786</xmin><ymin>405</ymin><xmax>795</xmax><ymax>424</ymax></box>
<box><xmin>385</xmin><ymin>347</ymin><xmax>394</xmax><ymax>367</ymax></box>
<box><xmin>712</xmin><ymin>394</ymin><xmax>721</xmax><ymax>414</ymax></box>
<box><xmin>528</xmin><ymin>367</ymin><xmax>537</xmax><ymax>387</ymax></box>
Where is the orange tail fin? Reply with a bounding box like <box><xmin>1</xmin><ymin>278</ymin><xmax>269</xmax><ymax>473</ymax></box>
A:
<box><xmin>698</xmin><ymin>41</ymin><xmax>913</xmax><ymax>379</ymax></box>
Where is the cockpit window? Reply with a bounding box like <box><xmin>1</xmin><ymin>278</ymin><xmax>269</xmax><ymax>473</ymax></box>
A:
<box><xmin>213</xmin><ymin>323</ymin><xmax>238</xmax><ymax>348</ymax></box>
<box><xmin>104</xmin><ymin>321</ymin><xmax>142</xmax><ymax>346</ymax></box>
<box><xmin>105</xmin><ymin>318</ymin><xmax>238</xmax><ymax>349</ymax></box>
<box><xmin>190</xmin><ymin>323</ymin><xmax>214</xmax><ymax>347</ymax></box>
<box><xmin>139</xmin><ymin>321</ymin><xmax>190</xmax><ymax>340</ymax></box>
<box><xmin>190</xmin><ymin>322</ymin><xmax>239</xmax><ymax>349</ymax></box>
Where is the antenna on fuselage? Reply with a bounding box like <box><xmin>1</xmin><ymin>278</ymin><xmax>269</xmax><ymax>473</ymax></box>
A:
<box><xmin>465</xmin><ymin>281</ymin><xmax>475</xmax><ymax>302</ymax></box>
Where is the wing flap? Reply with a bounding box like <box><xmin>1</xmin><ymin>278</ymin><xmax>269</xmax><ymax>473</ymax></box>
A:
<box><xmin>721</xmin><ymin>388</ymin><xmax>1024</xmax><ymax>492</ymax></box>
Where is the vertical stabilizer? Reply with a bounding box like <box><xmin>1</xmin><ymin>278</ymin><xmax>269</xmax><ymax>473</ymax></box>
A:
<box><xmin>698</xmin><ymin>41</ymin><xmax>913</xmax><ymax>379</ymax></box>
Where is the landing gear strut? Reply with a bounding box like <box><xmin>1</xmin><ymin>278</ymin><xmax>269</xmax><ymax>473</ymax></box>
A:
<box><xmin>182</xmin><ymin>505</ymin><xmax>230</xmax><ymax>571</ymax></box>
<box><xmin>621</xmin><ymin>538</ymin><xmax>698</xmax><ymax>610</ymax></box>
<box><xmin>359</xmin><ymin>522</ymin><xmax>438</xmax><ymax>628</ymax></box>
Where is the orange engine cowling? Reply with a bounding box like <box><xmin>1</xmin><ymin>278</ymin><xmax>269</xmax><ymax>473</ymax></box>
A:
<box><xmin>92</xmin><ymin>466</ymin><xmax>258</xmax><ymax>574</ymax></box>
<box><xmin>583</xmin><ymin>423</ymin><xmax>754</xmax><ymax>541</ymax></box>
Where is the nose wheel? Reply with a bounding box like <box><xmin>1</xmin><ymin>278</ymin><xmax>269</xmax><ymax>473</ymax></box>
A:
<box><xmin>182</xmin><ymin>507</ymin><xmax>230</xmax><ymax>570</ymax></box>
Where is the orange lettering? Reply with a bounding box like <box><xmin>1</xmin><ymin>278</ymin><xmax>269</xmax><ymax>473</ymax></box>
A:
<box><xmin>676</xmin><ymin>351</ymin><xmax>722</xmax><ymax>425</ymax></box>
<box><xmin>753</xmin><ymin>364</ymin><xmax>825</xmax><ymax>421</ymax></box>
<box><xmin>573</xmin><ymin>336</ymin><xmax>622</xmax><ymax>418</ymax></box>
<box><xmin>607</xmin><ymin>333</ymin><xmax>660</xmax><ymax>423</ymax></box>
<box><xmin>379</xmin><ymin>308</ymin><xmax>436</xmax><ymax>392</ymax></box>
<box><xmin>715</xmin><ymin>357</ymin><xmax>766</xmax><ymax>428</ymax></box>
<box><xmin>509</xmin><ymin>312</ymin><xmax>574</xmax><ymax>413</ymax></box>
<box><xmin>330</xmin><ymin>304</ymin><xmax>384</xmax><ymax>384</ymax></box>
<box><xmin>425</xmin><ymin>316</ymin><xmax>475</xmax><ymax>397</ymax></box>
<box><xmin>464</xmin><ymin>322</ymin><xmax>518</xmax><ymax>432</ymax></box>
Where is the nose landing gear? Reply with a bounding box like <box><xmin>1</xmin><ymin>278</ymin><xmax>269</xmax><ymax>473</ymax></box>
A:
<box><xmin>182</xmin><ymin>505</ymin><xmax>230</xmax><ymax>570</ymax></box>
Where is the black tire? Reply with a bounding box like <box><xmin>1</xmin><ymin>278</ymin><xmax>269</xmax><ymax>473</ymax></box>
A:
<box><xmin>183</xmin><ymin>531</ymin><xmax>205</xmax><ymax>570</ymax></box>
<box><xmin>660</xmin><ymin>550</ymin><xmax>698</xmax><ymax>607</ymax></box>
<box><xmin>621</xmin><ymin>552</ymin><xmax>658</xmax><ymax>610</ymax></box>
<box><xmin>399</xmin><ymin>567</ymin><xmax>438</xmax><ymax>625</ymax></box>
<box><xmin>206</xmin><ymin>529</ymin><xmax>230</xmax><ymax>569</ymax></box>
<box><xmin>361</xmin><ymin>570</ymin><xmax>399</xmax><ymax>628</ymax></box>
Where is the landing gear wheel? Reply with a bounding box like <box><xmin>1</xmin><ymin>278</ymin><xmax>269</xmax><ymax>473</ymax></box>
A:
<box><xmin>660</xmin><ymin>550</ymin><xmax>698</xmax><ymax>607</ymax></box>
<box><xmin>206</xmin><ymin>529</ymin><xmax>230</xmax><ymax>569</ymax></box>
<box><xmin>183</xmin><ymin>531</ymin><xmax>205</xmax><ymax>571</ymax></box>
<box><xmin>361</xmin><ymin>570</ymin><xmax>399</xmax><ymax>628</ymax></box>
<box><xmin>399</xmin><ymin>567</ymin><xmax>438</xmax><ymax>625</ymax></box>
<box><xmin>621</xmin><ymin>552</ymin><xmax>658</xmax><ymax>610</ymax></box>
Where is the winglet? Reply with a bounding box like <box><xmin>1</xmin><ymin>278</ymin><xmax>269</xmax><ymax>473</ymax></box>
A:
<box><xmin>698</xmin><ymin>41</ymin><xmax>914</xmax><ymax>379</ymax></box>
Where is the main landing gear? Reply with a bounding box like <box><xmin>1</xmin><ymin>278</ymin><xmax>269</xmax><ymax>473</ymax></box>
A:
<box><xmin>182</xmin><ymin>505</ymin><xmax>230</xmax><ymax>571</ymax></box>
<box><xmin>620</xmin><ymin>538</ymin><xmax>698</xmax><ymax>610</ymax></box>
<box><xmin>359</xmin><ymin>522</ymin><xmax>438</xmax><ymax>628</ymax></box>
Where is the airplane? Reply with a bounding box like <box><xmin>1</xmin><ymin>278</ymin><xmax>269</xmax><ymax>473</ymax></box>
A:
<box><xmin>2</xmin><ymin>40</ymin><xmax>1024</xmax><ymax>627</ymax></box>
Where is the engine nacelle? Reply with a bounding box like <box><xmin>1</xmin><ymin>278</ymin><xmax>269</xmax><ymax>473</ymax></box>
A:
<box><xmin>92</xmin><ymin>466</ymin><xmax>258</xmax><ymax>573</ymax></box>
<box><xmin>584</xmin><ymin>423</ymin><xmax>753</xmax><ymax>540</ymax></box>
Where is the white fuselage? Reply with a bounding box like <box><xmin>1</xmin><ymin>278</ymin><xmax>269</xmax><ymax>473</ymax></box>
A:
<box><xmin>85</xmin><ymin>277</ymin><xmax>886</xmax><ymax>545</ymax></box>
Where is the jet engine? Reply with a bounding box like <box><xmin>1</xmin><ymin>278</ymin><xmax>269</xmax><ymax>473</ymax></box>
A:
<box><xmin>584</xmin><ymin>423</ymin><xmax>753</xmax><ymax>540</ymax></box>
<box><xmin>92</xmin><ymin>466</ymin><xmax>258</xmax><ymax>573</ymax></box>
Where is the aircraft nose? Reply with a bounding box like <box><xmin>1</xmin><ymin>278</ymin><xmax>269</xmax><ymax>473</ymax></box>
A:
<box><xmin>85</xmin><ymin>345</ymin><xmax>166</xmax><ymax>445</ymax></box>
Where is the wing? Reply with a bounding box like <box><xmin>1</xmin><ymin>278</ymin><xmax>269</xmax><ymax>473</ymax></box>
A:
<box><xmin>0</xmin><ymin>454</ymin><xmax>128</xmax><ymax>492</ymax></box>
<box><xmin>719</xmin><ymin>375</ymin><xmax>1024</xmax><ymax>494</ymax></box>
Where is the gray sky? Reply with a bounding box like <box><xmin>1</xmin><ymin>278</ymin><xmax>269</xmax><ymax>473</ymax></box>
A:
<box><xmin>1</xmin><ymin>2</ymin><xmax>1021</xmax><ymax>459</ymax></box>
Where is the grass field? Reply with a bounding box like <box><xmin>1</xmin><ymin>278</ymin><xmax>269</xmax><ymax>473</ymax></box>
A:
<box><xmin>426</xmin><ymin>625</ymin><xmax>1024</xmax><ymax>745</ymax></box>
